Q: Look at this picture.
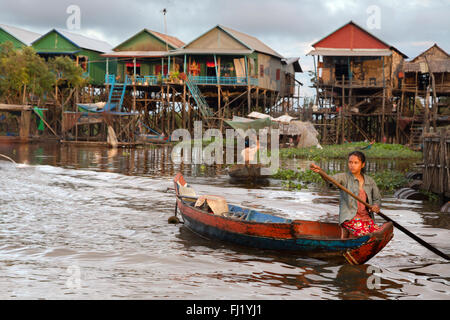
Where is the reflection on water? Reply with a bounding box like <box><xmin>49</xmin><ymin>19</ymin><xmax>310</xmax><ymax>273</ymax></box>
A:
<box><xmin>0</xmin><ymin>142</ymin><xmax>448</xmax><ymax>299</ymax></box>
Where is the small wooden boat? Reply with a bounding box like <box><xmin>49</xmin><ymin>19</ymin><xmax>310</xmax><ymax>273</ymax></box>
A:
<box><xmin>173</xmin><ymin>173</ymin><xmax>393</xmax><ymax>265</ymax></box>
<box><xmin>227</xmin><ymin>164</ymin><xmax>271</xmax><ymax>180</ymax></box>
<box><xmin>137</xmin><ymin>133</ymin><xmax>170</xmax><ymax>144</ymax></box>
<box><xmin>77</xmin><ymin>102</ymin><xmax>117</xmax><ymax>113</ymax></box>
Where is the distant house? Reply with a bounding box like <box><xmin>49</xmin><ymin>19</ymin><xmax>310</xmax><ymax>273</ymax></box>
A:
<box><xmin>308</xmin><ymin>20</ymin><xmax>407</xmax><ymax>110</ymax></box>
<box><xmin>0</xmin><ymin>23</ymin><xmax>41</xmax><ymax>49</ymax></box>
<box><xmin>101</xmin><ymin>25</ymin><xmax>302</xmax><ymax>116</ymax></box>
<box><xmin>31</xmin><ymin>29</ymin><xmax>113</xmax><ymax>85</ymax></box>
<box><xmin>169</xmin><ymin>24</ymin><xmax>301</xmax><ymax>94</ymax></box>
<box><xmin>102</xmin><ymin>29</ymin><xmax>185</xmax><ymax>84</ymax></box>
<box><xmin>402</xmin><ymin>44</ymin><xmax>450</xmax><ymax>96</ymax></box>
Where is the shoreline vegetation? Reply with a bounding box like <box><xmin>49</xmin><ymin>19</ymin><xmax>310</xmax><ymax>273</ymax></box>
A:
<box><xmin>274</xmin><ymin>142</ymin><xmax>422</xmax><ymax>195</ymax></box>
<box><xmin>273</xmin><ymin>167</ymin><xmax>409</xmax><ymax>194</ymax></box>
<box><xmin>278</xmin><ymin>142</ymin><xmax>422</xmax><ymax>161</ymax></box>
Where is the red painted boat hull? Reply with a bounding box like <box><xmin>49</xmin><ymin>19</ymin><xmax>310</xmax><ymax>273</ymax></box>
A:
<box><xmin>173</xmin><ymin>173</ymin><xmax>393</xmax><ymax>265</ymax></box>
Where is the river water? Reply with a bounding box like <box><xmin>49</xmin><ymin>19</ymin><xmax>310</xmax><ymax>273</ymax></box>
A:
<box><xmin>0</xmin><ymin>142</ymin><xmax>448</xmax><ymax>300</ymax></box>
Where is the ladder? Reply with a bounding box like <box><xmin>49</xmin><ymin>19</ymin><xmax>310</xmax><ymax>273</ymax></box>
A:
<box><xmin>107</xmin><ymin>75</ymin><xmax>129</xmax><ymax>112</ymax></box>
<box><xmin>409</xmin><ymin>114</ymin><xmax>424</xmax><ymax>148</ymax></box>
<box><xmin>185</xmin><ymin>75</ymin><xmax>213</xmax><ymax>119</ymax></box>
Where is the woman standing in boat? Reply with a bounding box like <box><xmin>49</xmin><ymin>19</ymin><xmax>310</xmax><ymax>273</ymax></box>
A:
<box><xmin>310</xmin><ymin>151</ymin><xmax>382</xmax><ymax>237</ymax></box>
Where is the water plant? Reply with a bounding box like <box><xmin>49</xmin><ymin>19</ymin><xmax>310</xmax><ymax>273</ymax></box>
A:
<box><xmin>279</xmin><ymin>142</ymin><xmax>422</xmax><ymax>160</ymax></box>
<box><xmin>273</xmin><ymin>167</ymin><xmax>409</xmax><ymax>193</ymax></box>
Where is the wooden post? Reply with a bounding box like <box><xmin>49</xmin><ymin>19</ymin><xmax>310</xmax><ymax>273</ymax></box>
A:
<box><xmin>246</xmin><ymin>60</ymin><xmax>251</xmax><ymax>113</ymax></box>
<box><xmin>263</xmin><ymin>89</ymin><xmax>267</xmax><ymax>112</ymax></box>
<box><xmin>423</xmin><ymin>56</ymin><xmax>438</xmax><ymax>130</ymax></box>
<box><xmin>397</xmin><ymin>78</ymin><xmax>404</xmax><ymax>143</ymax></box>
<box><xmin>322</xmin><ymin>109</ymin><xmax>327</xmax><ymax>143</ymax></box>
<box><xmin>166</xmin><ymin>84</ymin><xmax>170</xmax><ymax>132</ymax></box>
<box><xmin>247</xmin><ymin>87</ymin><xmax>251</xmax><ymax>114</ymax></box>
<box><xmin>182</xmin><ymin>83</ymin><xmax>187</xmax><ymax>129</ymax></box>
<box><xmin>341</xmin><ymin>74</ymin><xmax>345</xmax><ymax>143</ymax></box>
<box><xmin>19</xmin><ymin>109</ymin><xmax>31</xmax><ymax>141</ymax></box>
<box><xmin>313</xmin><ymin>55</ymin><xmax>321</xmax><ymax>108</ymax></box>
<box><xmin>381</xmin><ymin>56</ymin><xmax>386</xmax><ymax>142</ymax></box>
<box><xmin>171</xmin><ymin>86</ymin><xmax>175</xmax><ymax>132</ymax></box>
<box><xmin>255</xmin><ymin>87</ymin><xmax>259</xmax><ymax>111</ymax></box>
<box><xmin>439</xmin><ymin>129</ymin><xmax>445</xmax><ymax>194</ymax></box>
<box><xmin>424</xmin><ymin>85</ymin><xmax>430</xmax><ymax>133</ymax></box>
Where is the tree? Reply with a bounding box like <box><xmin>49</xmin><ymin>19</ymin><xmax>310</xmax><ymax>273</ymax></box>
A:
<box><xmin>48</xmin><ymin>55</ymin><xmax>88</xmax><ymax>110</ymax></box>
<box><xmin>0</xmin><ymin>42</ymin><xmax>54</xmax><ymax>105</ymax></box>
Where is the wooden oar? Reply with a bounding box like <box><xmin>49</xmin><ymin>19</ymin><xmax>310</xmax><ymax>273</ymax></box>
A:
<box><xmin>314</xmin><ymin>167</ymin><xmax>450</xmax><ymax>261</ymax></box>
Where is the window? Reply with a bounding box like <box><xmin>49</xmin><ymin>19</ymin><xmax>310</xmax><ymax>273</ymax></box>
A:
<box><xmin>260</xmin><ymin>64</ymin><xmax>264</xmax><ymax>77</ymax></box>
<box><xmin>126</xmin><ymin>62</ymin><xmax>141</xmax><ymax>76</ymax></box>
<box><xmin>276</xmin><ymin>69</ymin><xmax>281</xmax><ymax>81</ymax></box>
<box><xmin>78</xmin><ymin>56</ymin><xmax>88</xmax><ymax>72</ymax></box>
<box><xmin>155</xmin><ymin>64</ymin><xmax>168</xmax><ymax>76</ymax></box>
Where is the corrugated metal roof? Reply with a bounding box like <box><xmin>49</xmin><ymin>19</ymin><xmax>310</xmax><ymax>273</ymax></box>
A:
<box><xmin>146</xmin><ymin>30</ymin><xmax>185</xmax><ymax>49</ymax></box>
<box><xmin>180</xmin><ymin>25</ymin><xmax>283</xmax><ymax>59</ymax></box>
<box><xmin>308</xmin><ymin>48</ymin><xmax>392</xmax><ymax>57</ymax></box>
<box><xmin>219</xmin><ymin>25</ymin><xmax>283</xmax><ymax>59</ymax></box>
<box><xmin>169</xmin><ymin>48</ymin><xmax>253</xmax><ymax>56</ymax></box>
<box><xmin>311</xmin><ymin>21</ymin><xmax>408</xmax><ymax>58</ymax></box>
<box><xmin>410</xmin><ymin>44</ymin><xmax>449</xmax><ymax>63</ymax></box>
<box><xmin>112</xmin><ymin>29</ymin><xmax>184</xmax><ymax>51</ymax></box>
<box><xmin>102</xmin><ymin>51</ymin><xmax>168</xmax><ymax>58</ymax></box>
<box><xmin>33</xmin><ymin>29</ymin><xmax>113</xmax><ymax>53</ymax></box>
<box><xmin>0</xmin><ymin>24</ymin><xmax>41</xmax><ymax>46</ymax></box>
<box><xmin>56</xmin><ymin>29</ymin><xmax>112</xmax><ymax>53</ymax></box>
<box><xmin>404</xmin><ymin>59</ymin><xmax>450</xmax><ymax>73</ymax></box>
<box><xmin>282</xmin><ymin>57</ymin><xmax>302</xmax><ymax>72</ymax></box>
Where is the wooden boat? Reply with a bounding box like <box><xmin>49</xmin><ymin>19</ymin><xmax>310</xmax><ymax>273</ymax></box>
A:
<box><xmin>137</xmin><ymin>133</ymin><xmax>170</xmax><ymax>144</ymax></box>
<box><xmin>173</xmin><ymin>173</ymin><xmax>393</xmax><ymax>265</ymax></box>
<box><xmin>77</xmin><ymin>102</ymin><xmax>117</xmax><ymax>113</ymax></box>
<box><xmin>227</xmin><ymin>164</ymin><xmax>271</xmax><ymax>180</ymax></box>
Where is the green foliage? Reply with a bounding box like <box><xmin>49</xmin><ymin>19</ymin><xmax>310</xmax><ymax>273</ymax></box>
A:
<box><xmin>0</xmin><ymin>43</ymin><xmax>87</xmax><ymax>105</ymax></box>
<box><xmin>48</xmin><ymin>56</ymin><xmax>87</xmax><ymax>88</ymax></box>
<box><xmin>279</xmin><ymin>142</ymin><xmax>422</xmax><ymax>160</ymax></box>
<box><xmin>0</xmin><ymin>43</ymin><xmax>54</xmax><ymax>103</ymax></box>
<box><xmin>274</xmin><ymin>167</ymin><xmax>409</xmax><ymax>193</ymax></box>
<box><xmin>273</xmin><ymin>168</ymin><xmax>338</xmax><ymax>190</ymax></box>
<box><xmin>368</xmin><ymin>170</ymin><xmax>408</xmax><ymax>193</ymax></box>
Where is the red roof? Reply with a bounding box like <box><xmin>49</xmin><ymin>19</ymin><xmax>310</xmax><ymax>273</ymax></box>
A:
<box><xmin>312</xmin><ymin>21</ymin><xmax>407</xmax><ymax>58</ymax></box>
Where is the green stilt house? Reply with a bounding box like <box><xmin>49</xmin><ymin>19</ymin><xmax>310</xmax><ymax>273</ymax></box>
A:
<box><xmin>102</xmin><ymin>29</ymin><xmax>185</xmax><ymax>84</ymax></box>
<box><xmin>169</xmin><ymin>25</ymin><xmax>301</xmax><ymax>91</ymax></box>
<box><xmin>0</xmin><ymin>23</ymin><xmax>41</xmax><ymax>49</ymax></box>
<box><xmin>31</xmin><ymin>29</ymin><xmax>113</xmax><ymax>85</ymax></box>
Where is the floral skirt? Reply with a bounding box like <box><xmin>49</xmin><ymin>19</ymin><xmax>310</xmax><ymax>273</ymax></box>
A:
<box><xmin>342</xmin><ymin>217</ymin><xmax>380</xmax><ymax>237</ymax></box>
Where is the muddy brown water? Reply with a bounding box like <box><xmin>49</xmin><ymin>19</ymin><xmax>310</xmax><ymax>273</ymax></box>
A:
<box><xmin>0</xmin><ymin>142</ymin><xmax>448</xmax><ymax>299</ymax></box>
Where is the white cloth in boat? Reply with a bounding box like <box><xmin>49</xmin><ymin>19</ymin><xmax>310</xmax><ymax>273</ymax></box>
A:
<box><xmin>177</xmin><ymin>179</ymin><xmax>197</xmax><ymax>197</ymax></box>
<box><xmin>195</xmin><ymin>195</ymin><xmax>229</xmax><ymax>216</ymax></box>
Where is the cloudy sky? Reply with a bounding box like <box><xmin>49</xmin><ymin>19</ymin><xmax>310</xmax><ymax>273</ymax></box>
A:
<box><xmin>1</xmin><ymin>0</ymin><xmax>449</xmax><ymax>96</ymax></box>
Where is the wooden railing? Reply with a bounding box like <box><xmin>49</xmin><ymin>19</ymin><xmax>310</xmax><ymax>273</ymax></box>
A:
<box><xmin>319</xmin><ymin>78</ymin><xmax>385</xmax><ymax>88</ymax></box>
<box><xmin>104</xmin><ymin>74</ymin><xmax>258</xmax><ymax>86</ymax></box>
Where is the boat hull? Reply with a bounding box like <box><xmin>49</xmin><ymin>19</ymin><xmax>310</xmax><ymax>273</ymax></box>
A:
<box><xmin>138</xmin><ymin>134</ymin><xmax>170</xmax><ymax>144</ymax></box>
<box><xmin>174</xmin><ymin>173</ymin><xmax>393</xmax><ymax>265</ymax></box>
<box><xmin>227</xmin><ymin>164</ymin><xmax>271</xmax><ymax>180</ymax></box>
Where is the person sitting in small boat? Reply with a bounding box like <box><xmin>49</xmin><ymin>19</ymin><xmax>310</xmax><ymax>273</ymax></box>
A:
<box><xmin>310</xmin><ymin>151</ymin><xmax>381</xmax><ymax>237</ymax></box>
<box><xmin>240</xmin><ymin>138</ymin><xmax>260</xmax><ymax>165</ymax></box>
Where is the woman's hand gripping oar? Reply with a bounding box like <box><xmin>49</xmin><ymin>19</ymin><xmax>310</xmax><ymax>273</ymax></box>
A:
<box><xmin>310</xmin><ymin>164</ymin><xmax>450</xmax><ymax>261</ymax></box>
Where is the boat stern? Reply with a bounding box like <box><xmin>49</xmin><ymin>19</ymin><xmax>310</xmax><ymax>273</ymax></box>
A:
<box><xmin>343</xmin><ymin>222</ymin><xmax>394</xmax><ymax>265</ymax></box>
